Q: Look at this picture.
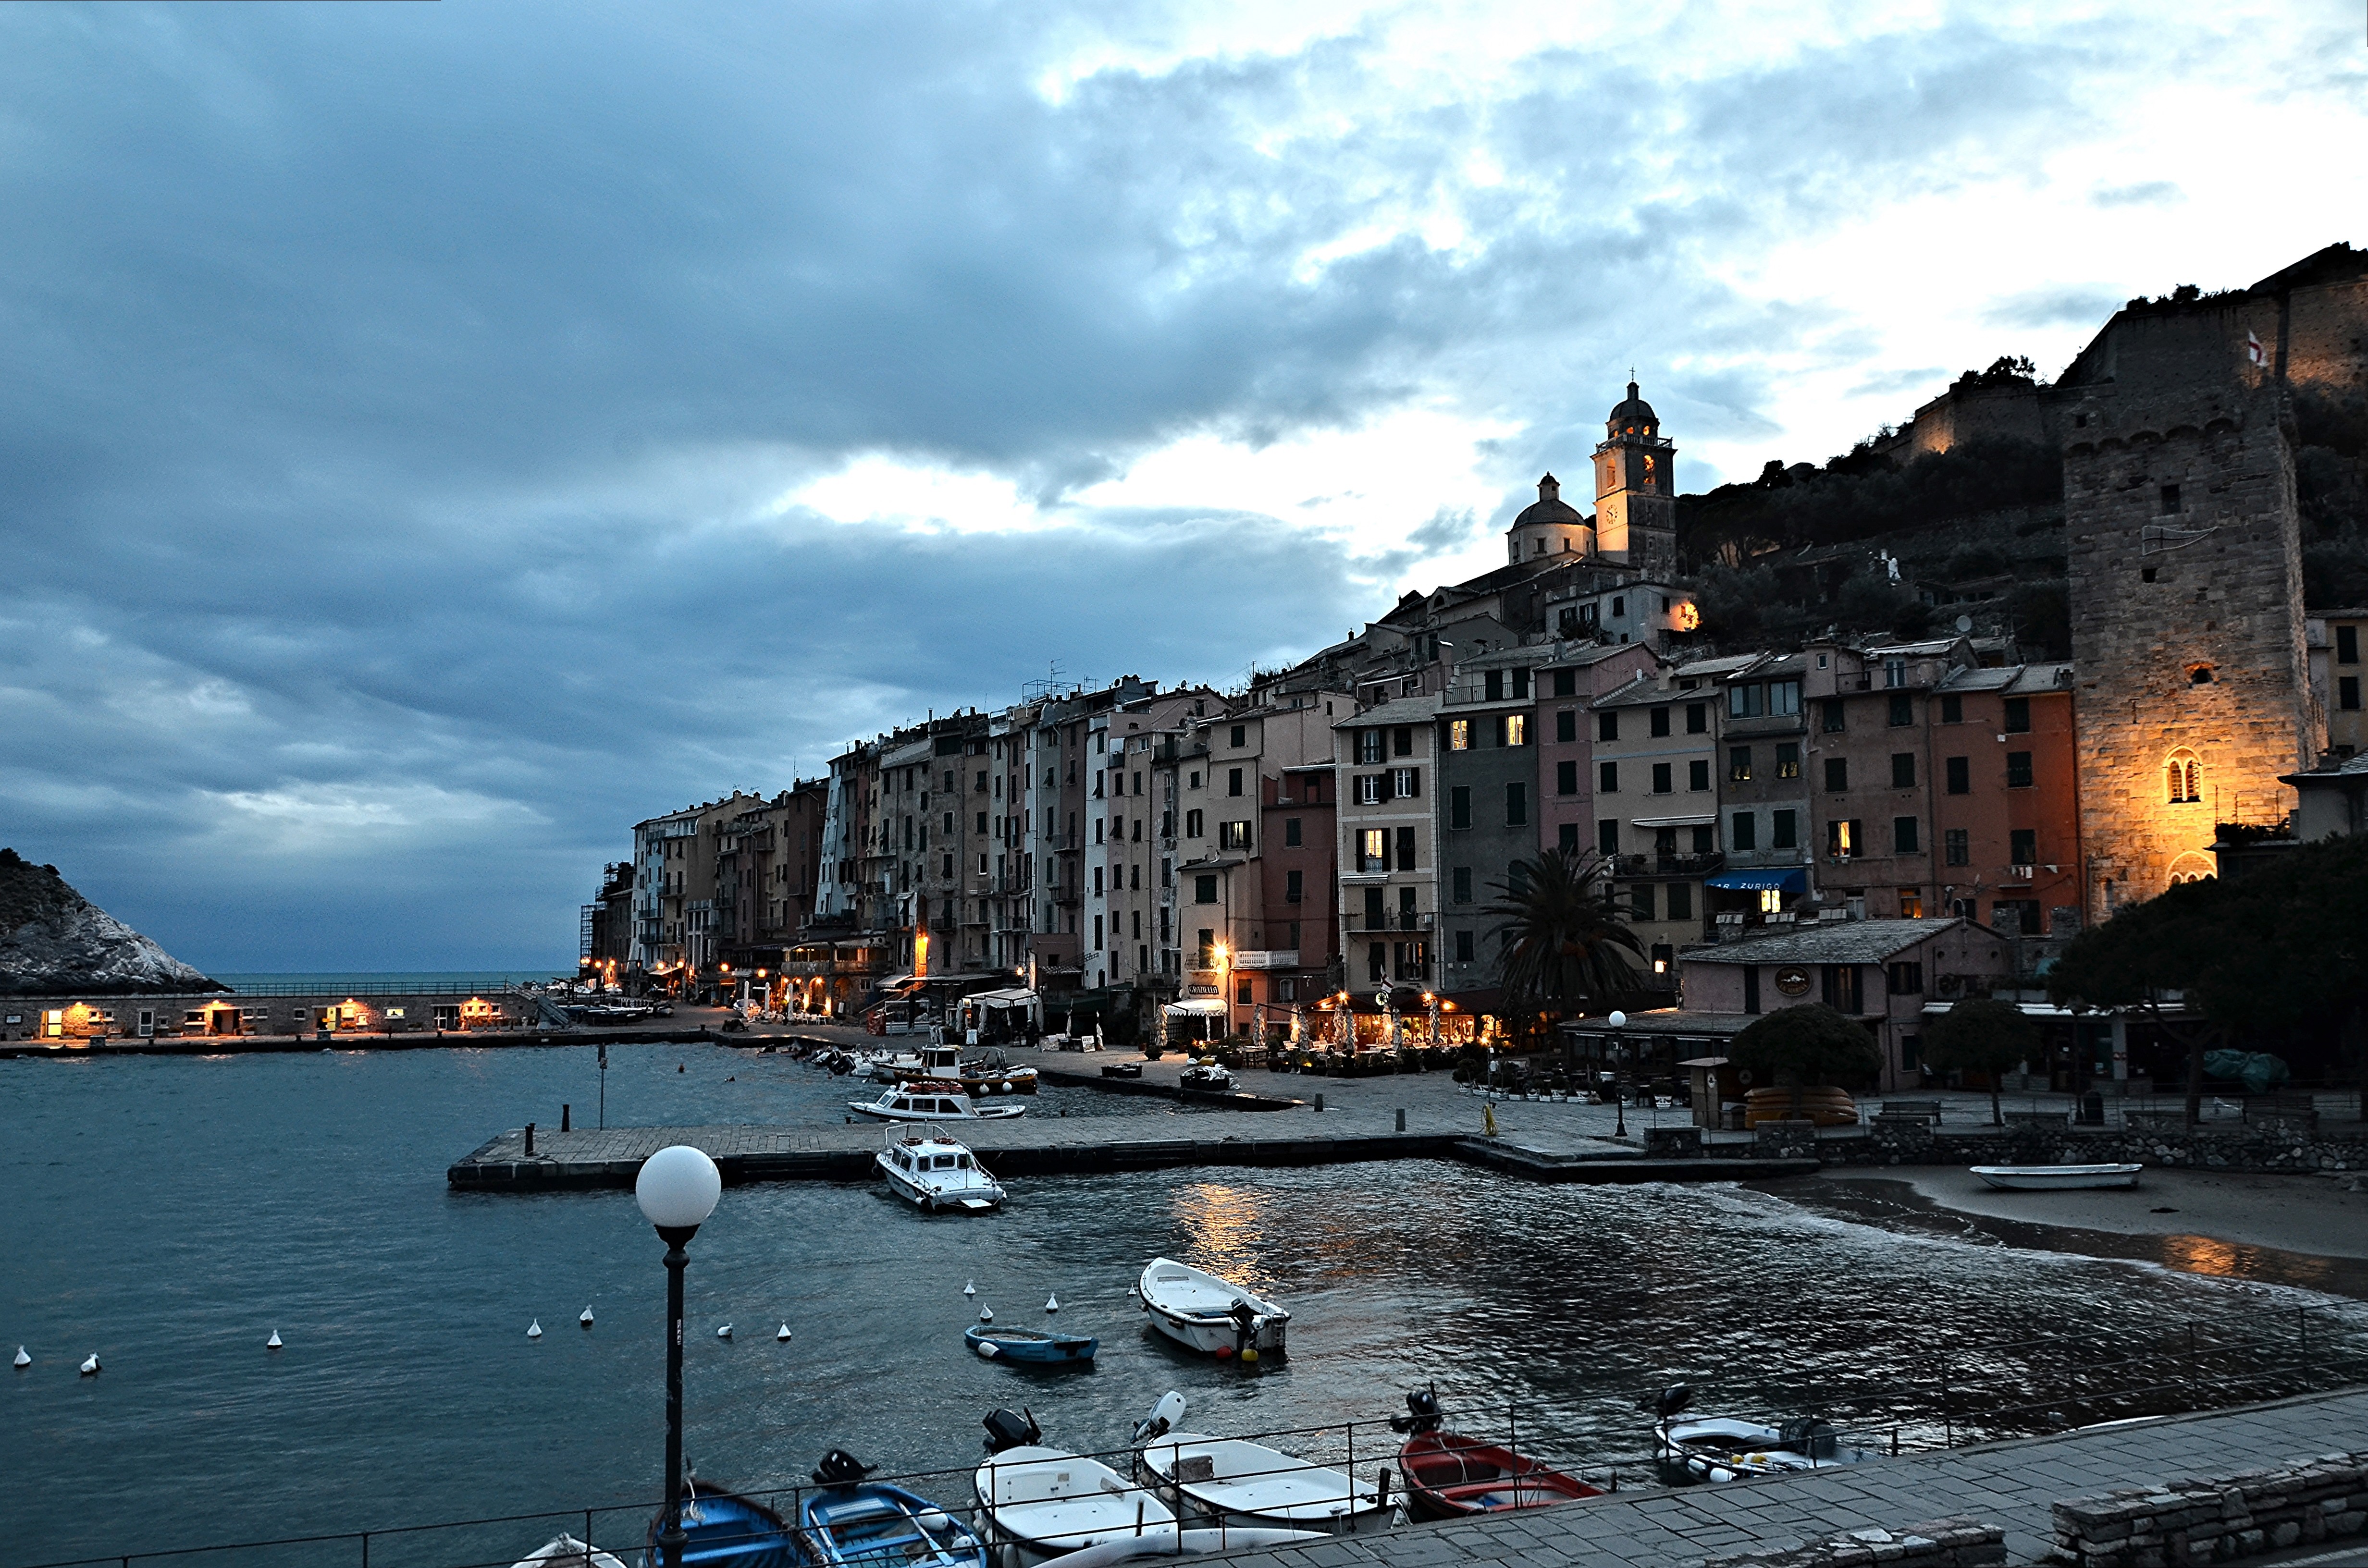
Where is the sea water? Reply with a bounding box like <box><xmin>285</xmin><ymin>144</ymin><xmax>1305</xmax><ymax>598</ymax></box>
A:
<box><xmin>2</xmin><ymin>1043</ymin><xmax>2360</xmax><ymax>1567</ymax></box>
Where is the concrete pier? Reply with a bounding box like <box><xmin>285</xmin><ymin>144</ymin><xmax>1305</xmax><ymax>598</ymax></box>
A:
<box><xmin>1186</xmin><ymin>1387</ymin><xmax>2368</xmax><ymax>1568</ymax></box>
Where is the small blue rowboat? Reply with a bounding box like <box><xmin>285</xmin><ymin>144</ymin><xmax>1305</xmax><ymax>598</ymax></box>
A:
<box><xmin>802</xmin><ymin>1451</ymin><xmax>987</xmax><ymax>1568</ymax></box>
<box><xmin>640</xmin><ymin>1479</ymin><xmax>801</xmax><ymax>1567</ymax></box>
<box><xmin>965</xmin><ymin>1324</ymin><xmax>1098</xmax><ymax>1366</ymax></box>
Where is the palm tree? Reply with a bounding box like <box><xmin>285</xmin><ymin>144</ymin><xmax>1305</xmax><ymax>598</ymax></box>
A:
<box><xmin>1482</xmin><ymin>848</ymin><xmax>1645</xmax><ymax>1019</ymax></box>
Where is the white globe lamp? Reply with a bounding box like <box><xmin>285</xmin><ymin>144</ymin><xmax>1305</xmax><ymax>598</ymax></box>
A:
<box><xmin>636</xmin><ymin>1145</ymin><xmax>721</xmax><ymax>1234</ymax></box>
<box><xmin>637</xmin><ymin>1144</ymin><xmax>721</xmax><ymax>1568</ymax></box>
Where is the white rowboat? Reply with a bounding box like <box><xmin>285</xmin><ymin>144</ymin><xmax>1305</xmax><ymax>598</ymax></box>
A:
<box><xmin>974</xmin><ymin>1445</ymin><xmax>1179</xmax><ymax>1563</ymax></box>
<box><xmin>1131</xmin><ymin>1394</ymin><xmax>1393</xmax><ymax>1537</ymax></box>
<box><xmin>1969</xmin><ymin>1163</ymin><xmax>2142</xmax><ymax>1190</ymax></box>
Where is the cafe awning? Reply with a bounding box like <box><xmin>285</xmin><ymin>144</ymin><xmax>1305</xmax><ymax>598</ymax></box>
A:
<box><xmin>964</xmin><ymin>988</ymin><xmax>1038</xmax><ymax>1009</ymax></box>
<box><xmin>1164</xmin><ymin>998</ymin><xmax>1227</xmax><ymax>1016</ymax></box>
<box><xmin>1704</xmin><ymin>868</ymin><xmax>1807</xmax><ymax>893</ymax></box>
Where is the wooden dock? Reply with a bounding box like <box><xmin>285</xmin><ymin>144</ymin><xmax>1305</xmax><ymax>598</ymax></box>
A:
<box><xmin>444</xmin><ymin>1119</ymin><xmax>1819</xmax><ymax>1190</ymax></box>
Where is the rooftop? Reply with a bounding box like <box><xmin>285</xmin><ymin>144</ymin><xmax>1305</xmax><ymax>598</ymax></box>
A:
<box><xmin>1680</xmin><ymin>916</ymin><xmax>2000</xmax><ymax>967</ymax></box>
<box><xmin>1332</xmin><ymin>692</ymin><xmax>1443</xmax><ymax>730</ymax></box>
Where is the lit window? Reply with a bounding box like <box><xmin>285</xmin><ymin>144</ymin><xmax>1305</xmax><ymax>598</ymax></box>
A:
<box><xmin>2165</xmin><ymin>749</ymin><xmax>2202</xmax><ymax>804</ymax></box>
<box><xmin>1504</xmin><ymin>713</ymin><xmax>1528</xmax><ymax>746</ymax></box>
<box><xmin>1448</xmin><ymin>719</ymin><xmax>1471</xmax><ymax>751</ymax></box>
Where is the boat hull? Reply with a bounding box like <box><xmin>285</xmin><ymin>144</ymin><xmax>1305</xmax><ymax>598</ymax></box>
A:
<box><xmin>643</xmin><ymin>1484</ymin><xmax>802</xmax><ymax>1568</ymax></box>
<box><xmin>1137</xmin><ymin>1260</ymin><xmax>1287</xmax><ymax>1357</ymax></box>
<box><xmin>1132</xmin><ymin>1443</ymin><xmax>1393</xmax><ymax>1537</ymax></box>
<box><xmin>1396</xmin><ymin>1432</ymin><xmax>1599</xmax><ymax>1520</ymax></box>
<box><xmin>974</xmin><ymin>1446</ymin><xmax>1174</xmax><ymax>1565</ymax></box>
<box><xmin>1970</xmin><ymin>1164</ymin><xmax>2143</xmax><ymax>1190</ymax></box>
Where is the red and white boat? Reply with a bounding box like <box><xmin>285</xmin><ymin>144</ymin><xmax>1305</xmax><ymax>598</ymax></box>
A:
<box><xmin>1389</xmin><ymin>1390</ymin><xmax>1601</xmax><ymax>1520</ymax></box>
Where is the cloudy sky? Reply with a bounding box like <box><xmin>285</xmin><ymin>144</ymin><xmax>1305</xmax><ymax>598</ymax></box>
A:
<box><xmin>3</xmin><ymin>1</ymin><xmax>2361</xmax><ymax>971</ymax></box>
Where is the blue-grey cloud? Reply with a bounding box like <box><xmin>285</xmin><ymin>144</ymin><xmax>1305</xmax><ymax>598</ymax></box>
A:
<box><xmin>2091</xmin><ymin>180</ymin><xmax>2183</xmax><ymax>208</ymax></box>
<box><xmin>0</xmin><ymin>1</ymin><xmax>2346</xmax><ymax>966</ymax></box>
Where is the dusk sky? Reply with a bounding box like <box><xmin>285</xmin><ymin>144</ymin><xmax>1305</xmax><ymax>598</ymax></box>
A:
<box><xmin>4</xmin><ymin>2</ymin><xmax>2362</xmax><ymax>971</ymax></box>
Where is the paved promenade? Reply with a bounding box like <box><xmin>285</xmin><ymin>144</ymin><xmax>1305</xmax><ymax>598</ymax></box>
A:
<box><xmin>1192</xmin><ymin>1388</ymin><xmax>2368</xmax><ymax>1568</ymax></box>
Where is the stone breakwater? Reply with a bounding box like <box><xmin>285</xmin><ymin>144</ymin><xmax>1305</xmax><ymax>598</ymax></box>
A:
<box><xmin>1690</xmin><ymin>1518</ymin><xmax>2005</xmax><ymax>1568</ymax></box>
<box><xmin>2050</xmin><ymin>1450</ymin><xmax>2368</xmax><ymax>1567</ymax></box>
<box><xmin>1741</xmin><ymin>1119</ymin><xmax>2367</xmax><ymax>1175</ymax></box>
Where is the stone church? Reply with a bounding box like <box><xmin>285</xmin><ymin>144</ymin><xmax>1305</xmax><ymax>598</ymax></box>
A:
<box><xmin>1505</xmin><ymin>380</ymin><xmax>1680</xmax><ymax>579</ymax></box>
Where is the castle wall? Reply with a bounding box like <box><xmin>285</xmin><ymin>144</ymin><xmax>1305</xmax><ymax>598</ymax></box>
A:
<box><xmin>2061</xmin><ymin>298</ymin><xmax>2313</xmax><ymax>918</ymax></box>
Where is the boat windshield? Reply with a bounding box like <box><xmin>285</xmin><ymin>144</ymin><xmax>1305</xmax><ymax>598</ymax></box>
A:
<box><xmin>955</xmin><ymin>1154</ymin><xmax>970</xmax><ymax>1168</ymax></box>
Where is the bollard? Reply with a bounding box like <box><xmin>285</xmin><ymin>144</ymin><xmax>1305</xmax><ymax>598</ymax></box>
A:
<box><xmin>561</xmin><ymin>1103</ymin><xmax>570</xmax><ymax>1132</ymax></box>
<box><xmin>1395</xmin><ymin>1108</ymin><xmax>1406</xmax><ymax>1132</ymax></box>
<box><xmin>524</xmin><ymin>1121</ymin><xmax>536</xmax><ymax>1155</ymax></box>
<box><xmin>1314</xmin><ymin>1093</ymin><xmax>1324</xmax><ymax>1113</ymax></box>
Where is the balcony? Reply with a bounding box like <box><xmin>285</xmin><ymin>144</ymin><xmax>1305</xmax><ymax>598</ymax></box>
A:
<box><xmin>1721</xmin><ymin>848</ymin><xmax>1806</xmax><ymax>870</ymax></box>
<box><xmin>1609</xmin><ymin>851</ymin><xmax>1725</xmax><ymax>878</ymax></box>
<box><xmin>1352</xmin><ymin>911</ymin><xmax>1434</xmax><ymax>932</ymax></box>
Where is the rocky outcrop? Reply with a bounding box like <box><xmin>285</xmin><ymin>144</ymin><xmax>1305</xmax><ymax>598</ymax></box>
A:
<box><xmin>0</xmin><ymin>850</ymin><xmax>222</xmax><ymax>994</ymax></box>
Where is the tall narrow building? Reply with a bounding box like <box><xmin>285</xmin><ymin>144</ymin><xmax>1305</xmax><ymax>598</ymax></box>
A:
<box><xmin>2059</xmin><ymin>296</ymin><xmax>2315</xmax><ymax>917</ymax></box>
<box><xmin>1592</xmin><ymin>380</ymin><xmax>1678</xmax><ymax>577</ymax></box>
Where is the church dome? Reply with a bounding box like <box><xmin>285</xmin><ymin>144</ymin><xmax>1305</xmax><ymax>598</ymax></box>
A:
<box><xmin>1607</xmin><ymin>380</ymin><xmax>1658</xmax><ymax>435</ymax></box>
<box><xmin>1514</xmin><ymin>473</ymin><xmax>1585</xmax><ymax>526</ymax></box>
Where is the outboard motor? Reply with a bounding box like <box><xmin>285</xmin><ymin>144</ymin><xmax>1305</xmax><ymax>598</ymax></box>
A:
<box><xmin>1227</xmin><ymin>1298</ymin><xmax>1261</xmax><ymax>1357</ymax></box>
<box><xmin>813</xmin><ymin>1449</ymin><xmax>877</xmax><ymax>1491</ymax></box>
<box><xmin>1779</xmin><ymin>1417</ymin><xmax>1840</xmax><ymax>1460</ymax></box>
<box><xmin>982</xmin><ymin>1407</ymin><xmax>1042</xmax><ymax>1455</ymax></box>
<box><xmin>1654</xmin><ymin>1384</ymin><xmax>1694</xmax><ymax>1421</ymax></box>
<box><xmin>1390</xmin><ymin>1386</ymin><xmax>1444</xmax><ymax>1434</ymax></box>
<box><xmin>1133</xmin><ymin>1390</ymin><xmax>1187</xmax><ymax>1444</ymax></box>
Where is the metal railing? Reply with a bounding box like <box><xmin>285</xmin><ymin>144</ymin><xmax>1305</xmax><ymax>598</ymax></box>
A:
<box><xmin>19</xmin><ymin>1311</ymin><xmax>2368</xmax><ymax>1568</ymax></box>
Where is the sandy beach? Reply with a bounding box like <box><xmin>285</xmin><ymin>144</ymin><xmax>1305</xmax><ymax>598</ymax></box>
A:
<box><xmin>1810</xmin><ymin>1164</ymin><xmax>2368</xmax><ymax>1269</ymax></box>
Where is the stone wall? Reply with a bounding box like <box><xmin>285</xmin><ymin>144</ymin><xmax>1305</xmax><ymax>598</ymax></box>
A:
<box><xmin>2061</xmin><ymin>297</ymin><xmax>2313</xmax><ymax>919</ymax></box>
<box><xmin>1687</xmin><ymin>1517</ymin><xmax>2004</xmax><ymax>1568</ymax></box>
<box><xmin>2051</xmin><ymin>1451</ymin><xmax>2368</xmax><ymax>1567</ymax></box>
<box><xmin>1749</xmin><ymin>1119</ymin><xmax>2367</xmax><ymax>1173</ymax></box>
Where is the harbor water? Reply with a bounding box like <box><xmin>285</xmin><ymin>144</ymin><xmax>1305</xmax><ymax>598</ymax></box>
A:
<box><xmin>3</xmin><ymin>1042</ymin><xmax>2363</xmax><ymax>1567</ymax></box>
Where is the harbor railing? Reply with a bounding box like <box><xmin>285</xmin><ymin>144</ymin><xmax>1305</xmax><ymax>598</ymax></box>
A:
<box><xmin>16</xmin><ymin>1302</ymin><xmax>2368</xmax><ymax>1568</ymax></box>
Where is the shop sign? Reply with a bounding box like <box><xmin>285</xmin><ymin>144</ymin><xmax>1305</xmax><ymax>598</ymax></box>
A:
<box><xmin>1774</xmin><ymin>966</ymin><xmax>1813</xmax><ymax>997</ymax></box>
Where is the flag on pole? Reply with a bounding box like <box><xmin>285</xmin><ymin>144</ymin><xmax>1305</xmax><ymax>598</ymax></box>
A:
<box><xmin>2246</xmin><ymin>330</ymin><xmax>2268</xmax><ymax>368</ymax></box>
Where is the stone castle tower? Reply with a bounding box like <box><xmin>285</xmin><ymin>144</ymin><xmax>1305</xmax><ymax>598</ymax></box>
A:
<box><xmin>2059</xmin><ymin>299</ymin><xmax>2317</xmax><ymax>917</ymax></box>
<box><xmin>1593</xmin><ymin>381</ymin><xmax>1677</xmax><ymax>576</ymax></box>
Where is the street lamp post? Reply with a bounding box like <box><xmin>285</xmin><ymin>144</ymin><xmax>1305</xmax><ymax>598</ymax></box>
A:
<box><xmin>1608</xmin><ymin>1010</ymin><xmax>1628</xmax><ymax>1138</ymax></box>
<box><xmin>636</xmin><ymin>1145</ymin><xmax>723</xmax><ymax>1568</ymax></box>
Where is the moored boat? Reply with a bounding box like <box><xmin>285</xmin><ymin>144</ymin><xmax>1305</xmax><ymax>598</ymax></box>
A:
<box><xmin>878</xmin><ymin>1130</ymin><xmax>1007</xmax><ymax>1212</ymax></box>
<box><xmin>967</xmin><ymin>1325</ymin><xmax>1097</xmax><ymax>1365</ymax></box>
<box><xmin>510</xmin><ymin>1535</ymin><xmax>627</xmax><ymax>1568</ymax></box>
<box><xmin>639</xmin><ymin>1479</ymin><xmax>801</xmax><ymax>1568</ymax></box>
<box><xmin>1136</xmin><ymin>1259</ymin><xmax>1286</xmax><ymax>1359</ymax></box>
<box><xmin>802</xmin><ymin>1450</ymin><xmax>987</xmax><ymax>1568</ymax></box>
<box><xmin>1130</xmin><ymin>1393</ymin><xmax>1394</xmax><ymax>1537</ymax></box>
<box><xmin>975</xmin><ymin>1409</ymin><xmax>1178</xmax><ymax>1563</ymax></box>
<box><xmin>1651</xmin><ymin>1385</ymin><xmax>1875</xmax><ymax>1484</ymax></box>
<box><xmin>1388</xmin><ymin>1389</ymin><xmax>1600</xmax><ymax>1519</ymax></box>
<box><xmin>1970</xmin><ymin>1163</ymin><xmax>2143</xmax><ymax>1191</ymax></box>
<box><xmin>849</xmin><ymin>1081</ymin><xmax>1027</xmax><ymax>1122</ymax></box>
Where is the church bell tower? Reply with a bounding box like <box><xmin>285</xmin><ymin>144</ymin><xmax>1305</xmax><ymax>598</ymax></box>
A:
<box><xmin>1593</xmin><ymin>380</ymin><xmax>1677</xmax><ymax>576</ymax></box>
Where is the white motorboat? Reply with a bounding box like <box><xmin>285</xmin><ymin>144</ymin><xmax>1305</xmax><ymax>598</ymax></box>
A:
<box><xmin>1651</xmin><ymin>1385</ymin><xmax>1875</xmax><ymax>1484</ymax></box>
<box><xmin>1970</xmin><ymin>1163</ymin><xmax>2143</xmax><ymax>1190</ymax></box>
<box><xmin>1130</xmin><ymin>1393</ymin><xmax>1395</xmax><ymax>1537</ymax></box>
<box><xmin>877</xmin><ymin>1130</ymin><xmax>1007</xmax><ymax>1212</ymax></box>
<box><xmin>1137</xmin><ymin>1259</ymin><xmax>1286</xmax><ymax>1358</ymax></box>
<box><xmin>849</xmin><ymin>1080</ymin><xmax>1027</xmax><ymax>1122</ymax></box>
<box><xmin>506</xmin><ymin>1535</ymin><xmax>627</xmax><ymax>1568</ymax></box>
<box><xmin>976</xmin><ymin>1409</ymin><xmax>1182</xmax><ymax>1563</ymax></box>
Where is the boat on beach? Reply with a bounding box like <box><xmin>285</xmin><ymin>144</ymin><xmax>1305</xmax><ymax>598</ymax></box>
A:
<box><xmin>967</xmin><ymin>1325</ymin><xmax>1097</xmax><ymax>1365</ymax></box>
<box><xmin>849</xmin><ymin>1081</ymin><xmax>1027</xmax><ymax>1122</ymax></box>
<box><xmin>639</xmin><ymin>1479</ymin><xmax>802</xmax><ymax>1568</ymax></box>
<box><xmin>877</xmin><ymin>1130</ymin><xmax>1007</xmax><ymax>1212</ymax></box>
<box><xmin>1387</xmin><ymin>1389</ymin><xmax>1600</xmax><ymax>1519</ymax></box>
<box><xmin>1130</xmin><ymin>1393</ymin><xmax>1395</xmax><ymax>1537</ymax></box>
<box><xmin>1651</xmin><ymin>1385</ymin><xmax>1875</xmax><ymax>1484</ymax></box>
<box><xmin>802</xmin><ymin>1450</ymin><xmax>988</xmax><ymax>1568</ymax></box>
<box><xmin>1970</xmin><ymin>1163</ymin><xmax>2143</xmax><ymax>1190</ymax></box>
<box><xmin>1136</xmin><ymin>1259</ymin><xmax>1286</xmax><ymax>1359</ymax></box>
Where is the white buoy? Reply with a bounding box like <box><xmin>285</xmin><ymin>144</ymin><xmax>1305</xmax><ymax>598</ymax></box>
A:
<box><xmin>266</xmin><ymin>1330</ymin><xmax>283</xmax><ymax>1350</ymax></box>
<box><xmin>528</xmin><ymin>1320</ymin><xmax>543</xmax><ymax>1339</ymax></box>
<box><xmin>1045</xmin><ymin>1293</ymin><xmax>1060</xmax><ymax>1312</ymax></box>
<box><xmin>717</xmin><ymin>1324</ymin><xmax>732</xmax><ymax>1339</ymax></box>
<box><xmin>79</xmin><ymin>1352</ymin><xmax>99</xmax><ymax>1376</ymax></box>
<box><xmin>962</xmin><ymin>1280</ymin><xmax>976</xmax><ymax>1297</ymax></box>
<box><xmin>978</xmin><ymin>1306</ymin><xmax>994</xmax><ymax>1323</ymax></box>
<box><xmin>580</xmin><ymin>1307</ymin><xmax>595</xmax><ymax>1328</ymax></box>
<box><xmin>12</xmin><ymin>1347</ymin><xmax>28</xmax><ymax>1369</ymax></box>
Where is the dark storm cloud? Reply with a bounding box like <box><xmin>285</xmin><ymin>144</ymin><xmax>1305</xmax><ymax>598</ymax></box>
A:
<box><xmin>0</xmin><ymin>2</ymin><xmax>2196</xmax><ymax>964</ymax></box>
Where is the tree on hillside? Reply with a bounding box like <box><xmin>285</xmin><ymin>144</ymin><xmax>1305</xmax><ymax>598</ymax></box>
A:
<box><xmin>2048</xmin><ymin>834</ymin><xmax>2368</xmax><ymax>1124</ymax></box>
<box><xmin>1484</xmin><ymin>849</ymin><xmax>1643</xmax><ymax>1022</ymax></box>
<box><xmin>1920</xmin><ymin>997</ymin><xmax>2039</xmax><ymax>1126</ymax></box>
<box><xmin>1730</xmin><ymin>1004</ymin><xmax>1883</xmax><ymax>1115</ymax></box>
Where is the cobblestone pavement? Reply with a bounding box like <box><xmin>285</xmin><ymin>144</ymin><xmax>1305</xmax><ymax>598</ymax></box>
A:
<box><xmin>1181</xmin><ymin>1387</ymin><xmax>2368</xmax><ymax>1568</ymax></box>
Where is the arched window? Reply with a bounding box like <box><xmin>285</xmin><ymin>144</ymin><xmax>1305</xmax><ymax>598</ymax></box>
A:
<box><xmin>2164</xmin><ymin>748</ymin><xmax>2202</xmax><ymax>805</ymax></box>
<box><xmin>2167</xmin><ymin>851</ymin><xmax>2216</xmax><ymax>887</ymax></box>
